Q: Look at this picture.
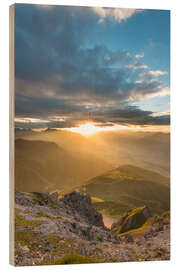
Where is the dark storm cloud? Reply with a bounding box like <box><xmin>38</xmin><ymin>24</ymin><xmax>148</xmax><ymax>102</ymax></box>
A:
<box><xmin>15</xmin><ymin>95</ymin><xmax>86</xmax><ymax>118</ymax></box>
<box><xmin>15</xmin><ymin>95</ymin><xmax>170</xmax><ymax>128</ymax></box>
<box><xmin>93</xmin><ymin>107</ymin><xmax>170</xmax><ymax>126</ymax></box>
<box><xmin>15</xmin><ymin>4</ymin><xmax>170</xmax><ymax>128</ymax></box>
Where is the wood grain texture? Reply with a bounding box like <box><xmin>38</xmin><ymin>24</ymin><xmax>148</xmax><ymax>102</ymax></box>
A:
<box><xmin>9</xmin><ymin>4</ymin><xmax>15</xmax><ymax>266</ymax></box>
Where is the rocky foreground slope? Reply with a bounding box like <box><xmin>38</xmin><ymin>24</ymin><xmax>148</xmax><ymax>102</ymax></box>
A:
<box><xmin>14</xmin><ymin>191</ymin><xmax>170</xmax><ymax>266</ymax></box>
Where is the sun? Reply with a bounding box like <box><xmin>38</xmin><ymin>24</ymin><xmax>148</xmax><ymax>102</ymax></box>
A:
<box><xmin>63</xmin><ymin>122</ymin><xmax>132</xmax><ymax>136</ymax></box>
<box><xmin>67</xmin><ymin>123</ymin><xmax>102</xmax><ymax>136</ymax></box>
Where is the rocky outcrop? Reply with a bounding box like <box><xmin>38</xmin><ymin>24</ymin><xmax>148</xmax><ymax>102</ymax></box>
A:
<box><xmin>14</xmin><ymin>190</ymin><xmax>170</xmax><ymax>266</ymax></box>
<box><xmin>112</xmin><ymin>206</ymin><xmax>152</xmax><ymax>234</ymax></box>
<box><xmin>61</xmin><ymin>192</ymin><xmax>105</xmax><ymax>228</ymax></box>
<box><xmin>15</xmin><ymin>190</ymin><xmax>119</xmax><ymax>246</ymax></box>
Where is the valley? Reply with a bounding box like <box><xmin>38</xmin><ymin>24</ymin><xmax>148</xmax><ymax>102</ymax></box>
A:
<box><xmin>14</xmin><ymin>129</ymin><xmax>170</xmax><ymax>265</ymax></box>
<box><xmin>15</xmin><ymin>130</ymin><xmax>170</xmax><ymax>219</ymax></box>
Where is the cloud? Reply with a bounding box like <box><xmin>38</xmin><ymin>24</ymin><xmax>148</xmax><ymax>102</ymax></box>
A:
<box><xmin>94</xmin><ymin>106</ymin><xmax>170</xmax><ymax>126</ymax></box>
<box><xmin>126</xmin><ymin>62</ymin><xmax>148</xmax><ymax>70</ymax></box>
<box><xmin>147</xmin><ymin>87</ymin><xmax>170</xmax><ymax>98</ymax></box>
<box><xmin>15</xmin><ymin>117</ymin><xmax>50</xmax><ymax>123</ymax></box>
<box><xmin>139</xmin><ymin>70</ymin><xmax>168</xmax><ymax>78</ymax></box>
<box><xmin>135</xmin><ymin>52</ymin><xmax>144</xmax><ymax>59</ymax></box>
<box><xmin>91</xmin><ymin>7</ymin><xmax>139</xmax><ymax>23</ymax></box>
<box><xmin>14</xmin><ymin>4</ymin><xmax>169</xmax><ymax>129</ymax></box>
<box><xmin>15</xmin><ymin>104</ymin><xmax>170</xmax><ymax>129</ymax></box>
<box><xmin>151</xmin><ymin>111</ymin><xmax>170</xmax><ymax>117</ymax></box>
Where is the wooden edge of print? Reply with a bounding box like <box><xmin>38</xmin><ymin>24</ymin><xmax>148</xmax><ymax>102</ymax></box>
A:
<box><xmin>9</xmin><ymin>4</ymin><xmax>15</xmax><ymax>266</ymax></box>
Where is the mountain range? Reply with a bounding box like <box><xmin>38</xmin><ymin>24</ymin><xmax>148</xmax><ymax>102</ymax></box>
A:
<box><xmin>15</xmin><ymin>138</ymin><xmax>111</xmax><ymax>193</ymax></box>
<box><xmin>77</xmin><ymin>165</ymin><xmax>170</xmax><ymax>216</ymax></box>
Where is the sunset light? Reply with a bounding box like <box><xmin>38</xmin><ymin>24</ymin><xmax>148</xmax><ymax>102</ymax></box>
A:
<box><xmin>12</xmin><ymin>4</ymin><xmax>170</xmax><ymax>266</ymax></box>
<box><xmin>63</xmin><ymin>122</ymin><xmax>128</xmax><ymax>136</ymax></box>
<box><xmin>65</xmin><ymin>123</ymin><xmax>105</xmax><ymax>136</ymax></box>
<box><xmin>62</xmin><ymin>122</ymin><xmax>170</xmax><ymax>136</ymax></box>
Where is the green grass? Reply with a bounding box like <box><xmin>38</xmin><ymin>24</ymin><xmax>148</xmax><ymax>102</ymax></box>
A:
<box><xmin>152</xmin><ymin>248</ymin><xmax>166</xmax><ymax>257</ymax></box>
<box><xmin>54</xmin><ymin>254</ymin><xmax>97</xmax><ymax>265</ymax></box>
<box><xmin>30</xmin><ymin>193</ymin><xmax>59</xmax><ymax>209</ymax></box>
<box><xmin>15</xmin><ymin>212</ymin><xmax>44</xmax><ymax>227</ymax></box>
<box><xmin>118</xmin><ymin>217</ymin><xmax>154</xmax><ymax>237</ymax></box>
<box><xmin>35</xmin><ymin>211</ymin><xmax>60</xmax><ymax>219</ymax></box>
<box><xmin>118</xmin><ymin>209</ymin><xmax>170</xmax><ymax>237</ymax></box>
<box><xmin>111</xmin><ymin>206</ymin><xmax>152</xmax><ymax>235</ymax></box>
<box><xmin>93</xmin><ymin>200</ymin><xmax>130</xmax><ymax>218</ymax></box>
<box><xmin>35</xmin><ymin>211</ymin><xmax>51</xmax><ymax>218</ymax></box>
<box><xmin>49</xmin><ymin>202</ymin><xmax>59</xmax><ymax>209</ymax></box>
<box><xmin>79</xmin><ymin>166</ymin><xmax>170</xmax><ymax>216</ymax></box>
<box><xmin>15</xmin><ymin>229</ymin><xmax>39</xmax><ymax>248</ymax></box>
<box><xmin>128</xmin><ymin>206</ymin><xmax>146</xmax><ymax>217</ymax></box>
<box><xmin>91</xmin><ymin>197</ymin><xmax>104</xmax><ymax>203</ymax></box>
<box><xmin>45</xmin><ymin>235</ymin><xmax>61</xmax><ymax>246</ymax></box>
<box><xmin>30</xmin><ymin>193</ymin><xmax>43</xmax><ymax>204</ymax></box>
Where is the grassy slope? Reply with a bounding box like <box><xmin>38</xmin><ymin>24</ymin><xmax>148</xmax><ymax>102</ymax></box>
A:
<box><xmin>15</xmin><ymin>136</ymin><xmax>170</xmax><ymax>218</ymax></box>
<box><xmin>114</xmin><ymin>210</ymin><xmax>170</xmax><ymax>238</ymax></box>
<box><xmin>79</xmin><ymin>165</ymin><xmax>170</xmax><ymax>217</ymax></box>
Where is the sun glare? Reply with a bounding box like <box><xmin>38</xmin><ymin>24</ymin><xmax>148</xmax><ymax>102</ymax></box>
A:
<box><xmin>62</xmin><ymin>122</ymin><xmax>170</xmax><ymax>136</ymax></box>
<box><xmin>67</xmin><ymin>123</ymin><xmax>102</xmax><ymax>136</ymax></box>
<box><xmin>63</xmin><ymin>122</ymin><xmax>129</xmax><ymax>136</ymax></box>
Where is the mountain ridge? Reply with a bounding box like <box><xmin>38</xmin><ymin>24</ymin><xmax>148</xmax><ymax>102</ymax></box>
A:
<box><xmin>77</xmin><ymin>165</ymin><xmax>170</xmax><ymax>216</ymax></box>
<box><xmin>15</xmin><ymin>138</ymin><xmax>112</xmax><ymax>193</ymax></box>
<box><xmin>15</xmin><ymin>190</ymin><xmax>170</xmax><ymax>266</ymax></box>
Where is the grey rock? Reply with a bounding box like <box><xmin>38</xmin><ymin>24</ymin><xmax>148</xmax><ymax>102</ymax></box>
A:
<box><xmin>61</xmin><ymin>191</ymin><xmax>105</xmax><ymax>228</ymax></box>
<box><xmin>124</xmin><ymin>233</ymin><xmax>134</xmax><ymax>243</ymax></box>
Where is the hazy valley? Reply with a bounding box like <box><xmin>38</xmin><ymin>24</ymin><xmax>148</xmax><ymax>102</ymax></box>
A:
<box><xmin>14</xmin><ymin>129</ymin><xmax>170</xmax><ymax>265</ymax></box>
<box><xmin>15</xmin><ymin>129</ymin><xmax>170</xmax><ymax>217</ymax></box>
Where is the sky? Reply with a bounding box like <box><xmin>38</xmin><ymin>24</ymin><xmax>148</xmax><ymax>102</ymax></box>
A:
<box><xmin>14</xmin><ymin>4</ymin><xmax>170</xmax><ymax>131</ymax></box>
